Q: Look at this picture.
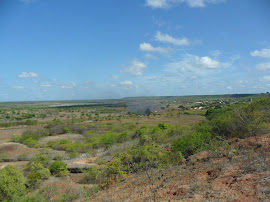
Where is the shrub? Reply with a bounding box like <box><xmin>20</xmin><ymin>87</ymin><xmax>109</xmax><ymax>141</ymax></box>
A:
<box><xmin>204</xmin><ymin>108</ymin><xmax>217</xmax><ymax>120</ymax></box>
<box><xmin>210</xmin><ymin>97</ymin><xmax>270</xmax><ymax>138</ymax></box>
<box><xmin>134</xmin><ymin>125</ymin><xmax>149</xmax><ymax>139</ymax></box>
<box><xmin>27</xmin><ymin>163</ymin><xmax>50</xmax><ymax>187</ymax></box>
<box><xmin>80</xmin><ymin>166</ymin><xmax>102</xmax><ymax>184</ymax></box>
<box><xmin>49</xmin><ymin>161</ymin><xmax>68</xmax><ymax>176</ymax></box>
<box><xmin>23</xmin><ymin>138</ymin><xmax>39</xmax><ymax>148</ymax></box>
<box><xmin>117</xmin><ymin>132</ymin><xmax>130</xmax><ymax>143</ymax></box>
<box><xmin>63</xmin><ymin>127</ymin><xmax>71</xmax><ymax>133</ymax></box>
<box><xmin>158</xmin><ymin>123</ymin><xmax>169</xmax><ymax>130</ymax></box>
<box><xmin>113</xmin><ymin>143</ymin><xmax>167</xmax><ymax>174</ymax></box>
<box><xmin>14</xmin><ymin>129</ymin><xmax>49</xmax><ymax>147</ymax></box>
<box><xmin>26</xmin><ymin>154</ymin><xmax>50</xmax><ymax>171</ymax></box>
<box><xmin>100</xmin><ymin>132</ymin><xmax>118</xmax><ymax>148</ymax></box>
<box><xmin>25</xmin><ymin>120</ymin><xmax>38</xmax><ymax>125</ymax></box>
<box><xmin>172</xmin><ymin>131</ymin><xmax>212</xmax><ymax>157</ymax></box>
<box><xmin>0</xmin><ymin>166</ymin><xmax>26</xmax><ymax>201</ymax></box>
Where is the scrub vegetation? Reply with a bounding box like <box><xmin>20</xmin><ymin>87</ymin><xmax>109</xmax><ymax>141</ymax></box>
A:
<box><xmin>0</xmin><ymin>94</ymin><xmax>269</xmax><ymax>201</ymax></box>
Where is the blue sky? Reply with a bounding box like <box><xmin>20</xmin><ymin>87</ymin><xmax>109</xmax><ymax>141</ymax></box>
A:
<box><xmin>0</xmin><ymin>0</ymin><xmax>270</xmax><ymax>101</ymax></box>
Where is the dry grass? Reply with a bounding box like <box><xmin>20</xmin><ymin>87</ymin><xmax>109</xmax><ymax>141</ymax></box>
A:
<box><xmin>95</xmin><ymin>114</ymin><xmax>205</xmax><ymax>127</ymax></box>
<box><xmin>38</xmin><ymin>134</ymin><xmax>84</xmax><ymax>146</ymax></box>
<box><xmin>0</xmin><ymin>142</ymin><xmax>39</xmax><ymax>159</ymax></box>
<box><xmin>0</xmin><ymin>127</ymin><xmax>35</xmax><ymax>144</ymax></box>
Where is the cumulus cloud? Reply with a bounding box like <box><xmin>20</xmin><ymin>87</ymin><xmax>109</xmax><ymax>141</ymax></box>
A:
<box><xmin>145</xmin><ymin>0</ymin><xmax>226</xmax><ymax>8</ymax></box>
<box><xmin>165</xmin><ymin>54</ymin><xmax>226</xmax><ymax>75</ymax></box>
<box><xmin>155</xmin><ymin>31</ymin><xmax>190</xmax><ymax>46</ymax></box>
<box><xmin>139</xmin><ymin>43</ymin><xmax>171</xmax><ymax>53</ymax></box>
<box><xmin>18</xmin><ymin>72</ymin><xmax>39</xmax><ymax>78</ymax></box>
<box><xmin>255</xmin><ymin>62</ymin><xmax>270</xmax><ymax>71</ymax></box>
<box><xmin>195</xmin><ymin>56</ymin><xmax>222</xmax><ymax>69</ymax></box>
<box><xmin>121</xmin><ymin>59</ymin><xmax>147</xmax><ymax>76</ymax></box>
<box><xmin>250</xmin><ymin>48</ymin><xmax>270</xmax><ymax>58</ymax></box>
<box><xmin>120</xmin><ymin>80</ymin><xmax>133</xmax><ymax>85</ymax></box>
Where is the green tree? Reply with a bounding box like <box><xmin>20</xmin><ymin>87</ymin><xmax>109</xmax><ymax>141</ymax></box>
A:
<box><xmin>0</xmin><ymin>166</ymin><xmax>26</xmax><ymax>201</ymax></box>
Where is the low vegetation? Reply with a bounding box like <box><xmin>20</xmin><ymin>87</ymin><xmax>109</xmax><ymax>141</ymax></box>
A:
<box><xmin>0</xmin><ymin>95</ymin><xmax>269</xmax><ymax>201</ymax></box>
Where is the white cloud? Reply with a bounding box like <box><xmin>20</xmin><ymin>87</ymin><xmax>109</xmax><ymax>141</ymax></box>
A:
<box><xmin>61</xmin><ymin>82</ymin><xmax>77</xmax><ymax>89</ymax></box>
<box><xmin>146</xmin><ymin>0</ymin><xmax>171</xmax><ymax>8</ymax></box>
<box><xmin>165</xmin><ymin>54</ymin><xmax>226</xmax><ymax>75</ymax></box>
<box><xmin>155</xmin><ymin>31</ymin><xmax>190</xmax><ymax>46</ymax></box>
<box><xmin>18</xmin><ymin>72</ymin><xmax>39</xmax><ymax>78</ymax></box>
<box><xmin>139</xmin><ymin>43</ymin><xmax>171</xmax><ymax>53</ymax></box>
<box><xmin>120</xmin><ymin>81</ymin><xmax>133</xmax><ymax>85</ymax></box>
<box><xmin>195</xmin><ymin>56</ymin><xmax>222</xmax><ymax>69</ymax></box>
<box><xmin>260</xmin><ymin>76</ymin><xmax>270</xmax><ymax>81</ymax></box>
<box><xmin>250</xmin><ymin>49</ymin><xmax>270</xmax><ymax>58</ymax></box>
<box><xmin>145</xmin><ymin>0</ymin><xmax>226</xmax><ymax>8</ymax></box>
<box><xmin>121</xmin><ymin>59</ymin><xmax>147</xmax><ymax>76</ymax></box>
<box><xmin>256</xmin><ymin>62</ymin><xmax>270</xmax><ymax>71</ymax></box>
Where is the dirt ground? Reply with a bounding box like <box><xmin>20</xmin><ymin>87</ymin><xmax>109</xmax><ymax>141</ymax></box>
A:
<box><xmin>0</xmin><ymin>127</ymin><xmax>28</xmax><ymax>144</ymax></box>
<box><xmin>0</xmin><ymin>142</ymin><xmax>39</xmax><ymax>157</ymax></box>
<box><xmin>0</xmin><ymin>161</ymin><xmax>28</xmax><ymax>169</ymax></box>
<box><xmin>87</xmin><ymin>133</ymin><xmax>270</xmax><ymax>201</ymax></box>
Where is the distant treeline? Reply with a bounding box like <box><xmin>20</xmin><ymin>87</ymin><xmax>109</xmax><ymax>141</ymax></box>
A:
<box><xmin>122</xmin><ymin>93</ymin><xmax>263</xmax><ymax>101</ymax></box>
<box><xmin>0</xmin><ymin>120</ymin><xmax>38</xmax><ymax>127</ymax></box>
<box><xmin>51</xmin><ymin>103</ymin><xmax>127</xmax><ymax>109</ymax></box>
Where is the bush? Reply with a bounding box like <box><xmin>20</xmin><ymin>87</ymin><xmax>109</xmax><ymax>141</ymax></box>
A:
<box><xmin>172</xmin><ymin>122</ymin><xmax>213</xmax><ymax>157</ymax></box>
<box><xmin>210</xmin><ymin>97</ymin><xmax>270</xmax><ymax>138</ymax></box>
<box><xmin>26</xmin><ymin>154</ymin><xmax>51</xmax><ymax>176</ymax></box>
<box><xmin>158</xmin><ymin>123</ymin><xmax>169</xmax><ymax>130</ymax></box>
<box><xmin>100</xmin><ymin>132</ymin><xmax>118</xmax><ymax>148</ymax></box>
<box><xmin>13</xmin><ymin>129</ymin><xmax>49</xmax><ymax>147</ymax></box>
<box><xmin>117</xmin><ymin>132</ymin><xmax>130</xmax><ymax>143</ymax></box>
<box><xmin>25</xmin><ymin>120</ymin><xmax>38</xmax><ymax>125</ymax></box>
<box><xmin>134</xmin><ymin>125</ymin><xmax>149</xmax><ymax>139</ymax></box>
<box><xmin>63</xmin><ymin>127</ymin><xmax>71</xmax><ymax>133</ymax></box>
<box><xmin>49</xmin><ymin>161</ymin><xmax>68</xmax><ymax>176</ymax></box>
<box><xmin>23</xmin><ymin>138</ymin><xmax>39</xmax><ymax>148</ymax></box>
<box><xmin>80</xmin><ymin>166</ymin><xmax>102</xmax><ymax>184</ymax></box>
<box><xmin>27</xmin><ymin>163</ymin><xmax>50</xmax><ymax>187</ymax></box>
<box><xmin>172</xmin><ymin>131</ymin><xmax>212</xmax><ymax>157</ymax></box>
<box><xmin>0</xmin><ymin>166</ymin><xmax>26</xmax><ymax>201</ymax></box>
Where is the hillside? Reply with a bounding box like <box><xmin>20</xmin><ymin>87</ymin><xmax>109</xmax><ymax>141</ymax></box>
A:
<box><xmin>0</xmin><ymin>96</ymin><xmax>269</xmax><ymax>201</ymax></box>
<box><xmin>88</xmin><ymin>133</ymin><xmax>270</xmax><ymax>201</ymax></box>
